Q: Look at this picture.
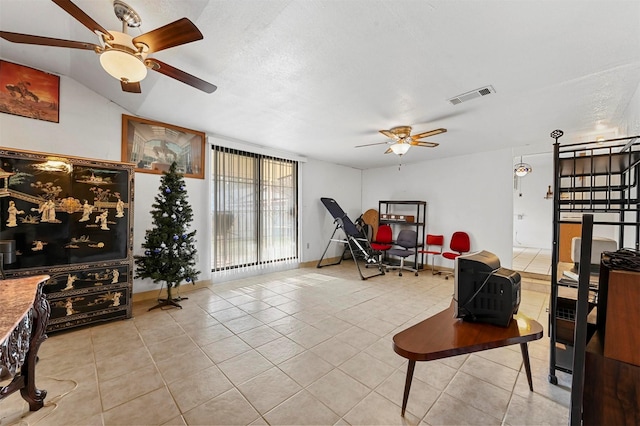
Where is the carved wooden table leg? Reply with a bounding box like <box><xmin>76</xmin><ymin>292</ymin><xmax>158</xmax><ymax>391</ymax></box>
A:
<box><xmin>20</xmin><ymin>284</ymin><xmax>50</xmax><ymax>410</ymax></box>
<box><xmin>0</xmin><ymin>275</ymin><xmax>51</xmax><ymax>411</ymax></box>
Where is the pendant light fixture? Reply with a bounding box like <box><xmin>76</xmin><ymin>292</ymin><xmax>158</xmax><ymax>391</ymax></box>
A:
<box><xmin>514</xmin><ymin>156</ymin><xmax>532</xmax><ymax>177</ymax></box>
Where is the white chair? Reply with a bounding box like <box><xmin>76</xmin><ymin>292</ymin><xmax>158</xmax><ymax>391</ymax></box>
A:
<box><xmin>571</xmin><ymin>236</ymin><xmax>617</xmax><ymax>270</ymax></box>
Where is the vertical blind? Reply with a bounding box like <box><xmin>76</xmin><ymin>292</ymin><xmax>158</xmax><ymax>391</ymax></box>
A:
<box><xmin>212</xmin><ymin>146</ymin><xmax>298</xmax><ymax>271</ymax></box>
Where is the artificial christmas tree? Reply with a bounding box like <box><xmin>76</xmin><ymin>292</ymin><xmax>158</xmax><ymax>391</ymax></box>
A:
<box><xmin>135</xmin><ymin>162</ymin><xmax>200</xmax><ymax>310</ymax></box>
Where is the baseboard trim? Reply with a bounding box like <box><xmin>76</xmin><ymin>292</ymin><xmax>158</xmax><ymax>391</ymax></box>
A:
<box><xmin>132</xmin><ymin>280</ymin><xmax>212</xmax><ymax>303</ymax></box>
<box><xmin>312</xmin><ymin>257</ymin><xmax>344</xmax><ymax>268</ymax></box>
<box><xmin>132</xmin><ymin>258</ymin><xmax>343</xmax><ymax>302</ymax></box>
<box><xmin>131</xmin><ymin>262</ymin><xmax>550</xmax><ymax>303</ymax></box>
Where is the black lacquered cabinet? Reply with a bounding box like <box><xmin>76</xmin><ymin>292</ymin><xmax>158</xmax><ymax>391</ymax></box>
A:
<box><xmin>0</xmin><ymin>148</ymin><xmax>134</xmax><ymax>332</ymax></box>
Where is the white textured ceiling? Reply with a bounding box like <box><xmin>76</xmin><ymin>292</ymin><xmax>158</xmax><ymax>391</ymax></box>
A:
<box><xmin>2</xmin><ymin>0</ymin><xmax>640</xmax><ymax>169</ymax></box>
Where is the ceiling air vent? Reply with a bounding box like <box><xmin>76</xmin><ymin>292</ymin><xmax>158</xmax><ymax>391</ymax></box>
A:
<box><xmin>448</xmin><ymin>85</ymin><xmax>495</xmax><ymax>105</ymax></box>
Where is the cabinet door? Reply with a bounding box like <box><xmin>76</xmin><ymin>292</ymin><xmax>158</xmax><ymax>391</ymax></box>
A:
<box><xmin>603</xmin><ymin>270</ymin><xmax>640</xmax><ymax>366</ymax></box>
<box><xmin>559</xmin><ymin>223</ymin><xmax>581</xmax><ymax>263</ymax></box>
<box><xmin>584</xmin><ymin>333</ymin><xmax>640</xmax><ymax>426</ymax></box>
<box><xmin>46</xmin><ymin>285</ymin><xmax>131</xmax><ymax>332</ymax></box>
<box><xmin>0</xmin><ymin>150</ymin><xmax>133</xmax><ymax>274</ymax></box>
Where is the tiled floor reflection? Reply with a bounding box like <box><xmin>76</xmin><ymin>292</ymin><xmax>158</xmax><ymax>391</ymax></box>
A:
<box><xmin>1</xmin><ymin>262</ymin><xmax>569</xmax><ymax>425</ymax></box>
<box><xmin>513</xmin><ymin>246</ymin><xmax>552</xmax><ymax>276</ymax></box>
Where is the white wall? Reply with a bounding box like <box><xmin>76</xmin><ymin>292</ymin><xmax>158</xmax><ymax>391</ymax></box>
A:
<box><xmin>362</xmin><ymin>149</ymin><xmax>515</xmax><ymax>269</ymax></box>
<box><xmin>132</xmin><ymin>172</ymin><xmax>212</xmax><ymax>293</ymax></box>
<box><xmin>0</xmin><ymin>74</ymin><xmax>211</xmax><ymax>293</ymax></box>
<box><xmin>11</xmin><ymin>69</ymin><xmax>637</xmax><ymax>288</ymax></box>
<box><xmin>204</xmin><ymin>138</ymin><xmax>363</xmax><ymax>281</ymax></box>
<box><xmin>0</xmin><ymin>72</ymin><xmax>365</xmax><ymax>290</ymax></box>
<box><xmin>621</xmin><ymin>78</ymin><xmax>640</xmax><ymax>136</ymax></box>
<box><xmin>513</xmin><ymin>152</ymin><xmax>554</xmax><ymax>249</ymax></box>
<box><xmin>299</xmin><ymin>159</ymin><xmax>363</xmax><ymax>263</ymax></box>
<box><xmin>0</xmin><ymin>75</ymin><xmax>123</xmax><ymax>160</ymax></box>
<box><xmin>619</xmin><ymin>79</ymin><xmax>640</xmax><ymax>248</ymax></box>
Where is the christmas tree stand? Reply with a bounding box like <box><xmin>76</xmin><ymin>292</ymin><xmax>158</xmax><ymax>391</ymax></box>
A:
<box><xmin>148</xmin><ymin>284</ymin><xmax>189</xmax><ymax>311</ymax></box>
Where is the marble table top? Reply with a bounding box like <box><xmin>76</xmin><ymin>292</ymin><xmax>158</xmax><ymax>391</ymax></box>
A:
<box><xmin>0</xmin><ymin>275</ymin><xmax>49</xmax><ymax>343</ymax></box>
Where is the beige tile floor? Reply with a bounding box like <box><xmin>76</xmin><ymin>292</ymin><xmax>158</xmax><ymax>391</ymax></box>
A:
<box><xmin>512</xmin><ymin>247</ymin><xmax>552</xmax><ymax>276</ymax></box>
<box><xmin>1</xmin><ymin>262</ymin><xmax>571</xmax><ymax>426</ymax></box>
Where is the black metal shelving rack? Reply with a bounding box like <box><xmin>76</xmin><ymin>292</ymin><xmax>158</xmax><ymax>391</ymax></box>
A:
<box><xmin>548</xmin><ymin>134</ymin><xmax>640</xmax><ymax>393</ymax></box>
<box><xmin>378</xmin><ymin>200</ymin><xmax>426</xmax><ymax>270</ymax></box>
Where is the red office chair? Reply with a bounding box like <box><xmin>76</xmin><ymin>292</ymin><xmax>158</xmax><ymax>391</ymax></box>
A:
<box><xmin>418</xmin><ymin>234</ymin><xmax>444</xmax><ymax>275</ymax></box>
<box><xmin>442</xmin><ymin>231</ymin><xmax>470</xmax><ymax>279</ymax></box>
<box><xmin>370</xmin><ymin>224</ymin><xmax>393</xmax><ymax>266</ymax></box>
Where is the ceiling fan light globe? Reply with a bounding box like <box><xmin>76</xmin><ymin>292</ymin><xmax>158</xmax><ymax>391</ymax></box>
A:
<box><xmin>390</xmin><ymin>143</ymin><xmax>410</xmax><ymax>156</ymax></box>
<box><xmin>514</xmin><ymin>163</ymin><xmax>532</xmax><ymax>177</ymax></box>
<box><xmin>99</xmin><ymin>31</ymin><xmax>148</xmax><ymax>83</ymax></box>
<box><xmin>100</xmin><ymin>49</ymin><xmax>147</xmax><ymax>82</ymax></box>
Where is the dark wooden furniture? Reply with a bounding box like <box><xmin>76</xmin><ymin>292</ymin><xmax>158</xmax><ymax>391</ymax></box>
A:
<box><xmin>392</xmin><ymin>301</ymin><xmax>543</xmax><ymax>416</ymax></box>
<box><xmin>0</xmin><ymin>148</ymin><xmax>134</xmax><ymax>333</ymax></box>
<box><xmin>0</xmin><ymin>275</ymin><xmax>50</xmax><ymax>411</ymax></box>
<box><xmin>583</xmin><ymin>331</ymin><xmax>640</xmax><ymax>426</ymax></box>
<box><xmin>582</xmin><ymin>268</ymin><xmax>640</xmax><ymax>425</ymax></box>
<box><xmin>601</xmin><ymin>269</ymin><xmax>640</xmax><ymax>365</ymax></box>
<box><xmin>559</xmin><ymin>222</ymin><xmax>581</xmax><ymax>263</ymax></box>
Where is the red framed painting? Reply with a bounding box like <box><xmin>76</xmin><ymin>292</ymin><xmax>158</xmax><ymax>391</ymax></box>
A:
<box><xmin>0</xmin><ymin>60</ymin><xmax>60</xmax><ymax>123</ymax></box>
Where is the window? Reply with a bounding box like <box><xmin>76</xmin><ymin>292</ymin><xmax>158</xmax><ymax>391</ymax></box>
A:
<box><xmin>212</xmin><ymin>146</ymin><xmax>298</xmax><ymax>271</ymax></box>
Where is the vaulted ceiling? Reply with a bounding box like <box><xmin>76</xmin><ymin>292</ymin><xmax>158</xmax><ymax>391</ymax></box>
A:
<box><xmin>2</xmin><ymin>0</ymin><xmax>639</xmax><ymax>169</ymax></box>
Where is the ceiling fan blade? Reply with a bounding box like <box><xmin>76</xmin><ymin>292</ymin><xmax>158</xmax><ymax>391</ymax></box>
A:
<box><xmin>121</xmin><ymin>81</ymin><xmax>141</xmax><ymax>93</ymax></box>
<box><xmin>145</xmin><ymin>59</ymin><xmax>217</xmax><ymax>93</ymax></box>
<box><xmin>52</xmin><ymin>0</ymin><xmax>113</xmax><ymax>39</ymax></box>
<box><xmin>0</xmin><ymin>31</ymin><xmax>99</xmax><ymax>50</ymax></box>
<box><xmin>355</xmin><ymin>141</ymin><xmax>390</xmax><ymax>148</ymax></box>
<box><xmin>384</xmin><ymin>148</ymin><xmax>393</xmax><ymax>154</ymax></box>
<box><xmin>411</xmin><ymin>128</ymin><xmax>447</xmax><ymax>140</ymax></box>
<box><xmin>133</xmin><ymin>18</ymin><xmax>203</xmax><ymax>53</ymax></box>
<box><xmin>413</xmin><ymin>141</ymin><xmax>440</xmax><ymax>148</ymax></box>
<box><xmin>380</xmin><ymin>129</ymin><xmax>401</xmax><ymax>141</ymax></box>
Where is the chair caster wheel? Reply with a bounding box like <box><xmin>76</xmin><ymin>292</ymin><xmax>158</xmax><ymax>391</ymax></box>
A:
<box><xmin>445</xmin><ymin>276</ymin><xmax>449</xmax><ymax>280</ymax></box>
<box><xmin>399</xmin><ymin>272</ymin><xmax>403</xmax><ymax>277</ymax></box>
<box><xmin>415</xmin><ymin>272</ymin><xmax>419</xmax><ymax>276</ymax></box>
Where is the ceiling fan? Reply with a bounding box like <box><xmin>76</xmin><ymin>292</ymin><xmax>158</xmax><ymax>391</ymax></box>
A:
<box><xmin>0</xmin><ymin>0</ymin><xmax>217</xmax><ymax>94</ymax></box>
<box><xmin>355</xmin><ymin>126</ymin><xmax>447</xmax><ymax>156</ymax></box>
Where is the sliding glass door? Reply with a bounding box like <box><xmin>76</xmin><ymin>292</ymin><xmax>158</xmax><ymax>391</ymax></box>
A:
<box><xmin>212</xmin><ymin>147</ymin><xmax>298</xmax><ymax>271</ymax></box>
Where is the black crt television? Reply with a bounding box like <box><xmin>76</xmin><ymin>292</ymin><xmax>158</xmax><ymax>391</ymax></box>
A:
<box><xmin>454</xmin><ymin>250</ymin><xmax>521</xmax><ymax>327</ymax></box>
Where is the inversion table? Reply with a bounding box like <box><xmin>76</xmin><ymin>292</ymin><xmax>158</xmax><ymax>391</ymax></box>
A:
<box><xmin>317</xmin><ymin>197</ymin><xmax>385</xmax><ymax>280</ymax></box>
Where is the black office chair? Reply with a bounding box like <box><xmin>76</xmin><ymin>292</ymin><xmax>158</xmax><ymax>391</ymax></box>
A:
<box><xmin>387</xmin><ymin>229</ymin><xmax>419</xmax><ymax>276</ymax></box>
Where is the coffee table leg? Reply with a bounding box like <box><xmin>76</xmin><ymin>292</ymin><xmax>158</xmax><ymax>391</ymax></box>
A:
<box><xmin>401</xmin><ymin>360</ymin><xmax>416</xmax><ymax>416</ymax></box>
<box><xmin>520</xmin><ymin>343</ymin><xmax>533</xmax><ymax>391</ymax></box>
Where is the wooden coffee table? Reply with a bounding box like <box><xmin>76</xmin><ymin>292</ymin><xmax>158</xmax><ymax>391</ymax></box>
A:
<box><xmin>392</xmin><ymin>301</ymin><xmax>543</xmax><ymax>416</ymax></box>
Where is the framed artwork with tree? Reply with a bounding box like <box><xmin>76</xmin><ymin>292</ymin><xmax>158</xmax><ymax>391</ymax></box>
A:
<box><xmin>121</xmin><ymin>114</ymin><xmax>206</xmax><ymax>179</ymax></box>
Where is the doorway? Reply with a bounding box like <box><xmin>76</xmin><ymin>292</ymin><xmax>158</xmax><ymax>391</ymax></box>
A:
<box><xmin>512</xmin><ymin>152</ymin><xmax>553</xmax><ymax>276</ymax></box>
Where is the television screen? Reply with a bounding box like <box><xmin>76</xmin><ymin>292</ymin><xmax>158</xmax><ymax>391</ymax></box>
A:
<box><xmin>454</xmin><ymin>250</ymin><xmax>521</xmax><ymax>327</ymax></box>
